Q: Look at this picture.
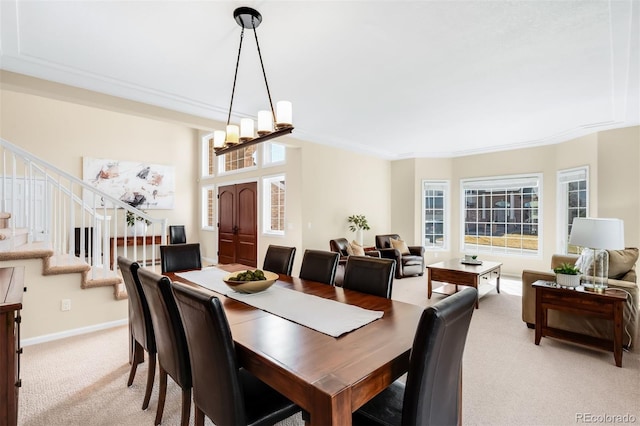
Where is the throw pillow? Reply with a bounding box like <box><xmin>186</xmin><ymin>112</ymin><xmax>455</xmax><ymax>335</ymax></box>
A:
<box><xmin>350</xmin><ymin>240</ymin><xmax>365</xmax><ymax>256</ymax></box>
<box><xmin>345</xmin><ymin>243</ymin><xmax>354</xmax><ymax>256</ymax></box>
<box><xmin>608</xmin><ymin>248</ymin><xmax>639</xmax><ymax>279</ymax></box>
<box><xmin>390</xmin><ymin>238</ymin><xmax>410</xmax><ymax>255</ymax></box>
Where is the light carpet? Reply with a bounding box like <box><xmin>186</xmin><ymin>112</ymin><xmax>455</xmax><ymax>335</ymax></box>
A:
<box><xmin>18</xmin><ymin>276</ymin><xmax>640</xmax><ymax>425</ymax></box>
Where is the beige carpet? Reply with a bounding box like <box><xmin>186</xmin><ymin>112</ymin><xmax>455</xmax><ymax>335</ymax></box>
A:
<box><xmin>18</xmin><ymin>276</ymin><xmax>640</xmax><ymax>425</ymax></box>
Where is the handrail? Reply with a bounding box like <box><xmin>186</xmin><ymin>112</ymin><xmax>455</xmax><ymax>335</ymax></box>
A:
<box><xmin>0</xmin><ymin>137</ymin><xmax>168</xmax><ymax>276</ymax></box>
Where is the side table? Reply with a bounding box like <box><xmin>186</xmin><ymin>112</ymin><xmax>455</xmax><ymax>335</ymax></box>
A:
<box><xmin>532</xmin><ymin>280</ymin><xmax>627</xmax><ymax>367</ymax></box>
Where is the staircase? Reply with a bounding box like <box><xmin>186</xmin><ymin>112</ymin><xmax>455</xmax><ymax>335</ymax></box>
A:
<box><xmin>0</xmin><ymin>138</ymin><xmax>168</xmax><ymax>300</ymax></box>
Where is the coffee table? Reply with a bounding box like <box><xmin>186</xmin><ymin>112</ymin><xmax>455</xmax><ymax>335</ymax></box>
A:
<box><xmin>532</xmin><ymin>280</ymin><xmax>626</xmax><ymax>367</ymax></box>
<box><xmin>426</xmin><ymin>259</ymin><xmax>502</xmax><ymax>308</ymax></box>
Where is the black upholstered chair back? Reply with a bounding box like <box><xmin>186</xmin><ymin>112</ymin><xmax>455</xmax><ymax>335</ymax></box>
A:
<box><xmin>354</xmin><ymin>287</ymin><xmax>476</xmax><ymax>426</ymax></box>
<box><xmin>169</xmin><ymin>225</ymin><xmax>187</xmax><ymax>244</ymax></box>
<box><xmin>329</xmin><ymin>238</ymin><xmax>351</xmax><ymax>257</ymax></box>
<box><xmin>299</xmin><ymin>249</ymin><xmax>340</xmax><ymax>285</ymax></box>
<box><xmin>118</xmin><ymin>256</ymin><xmax>155</xmax><ymax>354</ymax></box>
<box><xmin>375</xmin><ymin>234</ymin><xmax>401</xmax><ymax>249</ymax></box>
<box><xmin>117</xmin><ymin>256</ymin><xmax>156</xmax><ymax>409</ymax></box>
<box><xmin>171</xmin><ymin>282</ymin><xmax>248</xmax><ymax>425</ymax></box>
<box><xmin>342</xmin><ymin>256</ymin><xmax>395</xmax><ymax>299</ymax></box>
<box><xmin>172</xmin><ymin>282</ymin><xmax>300</xmax><ymax>425</ymax></box>
<box><xmin>138</xmin><ymin>268</ymin><xmax>192</xmax><ymax>425</ymax></box>
<box><xmin>403</xmin><ymin>287</ymin><xmax>477</xmax><ymax>425</ymax></box>
<box><xmin>160</xmin><ymin>243</ymin><xmax>202</xmax><ymax>273</ymax></box>
<box><xmin>263</xmin><ymin>245</ymin><xmax>296</xmax><ymax>275</ymax></box>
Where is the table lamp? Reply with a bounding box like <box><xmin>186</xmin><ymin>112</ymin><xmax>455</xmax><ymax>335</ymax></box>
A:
<box><xmin>568</xmin><ymin>218</ymin><xmax>625</xmax><ymax>292</ymax></box>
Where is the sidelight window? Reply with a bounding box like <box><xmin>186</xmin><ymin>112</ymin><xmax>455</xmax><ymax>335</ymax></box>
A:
<box><xmin>557</xmin><ymin>166</ymin><xmax>589</xmax><ymax>254</ymax></box>
<box><xmin>422</xmin><ymin>180</ymin><xmax>449</xmax><ymax>249</ymax></box>
<box><xmin>262</xmin><ymin>174</ymin><xmax>286</xmax><ymax>235</ymax></box>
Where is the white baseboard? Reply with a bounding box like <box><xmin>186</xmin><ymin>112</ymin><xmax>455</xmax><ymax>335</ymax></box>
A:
<box><xmin>21</xmin><ymin>318</ymin><xmax>127</xmax><ymax>347</ymax></box>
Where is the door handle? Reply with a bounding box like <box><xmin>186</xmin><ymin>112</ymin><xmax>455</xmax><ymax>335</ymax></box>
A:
<box><xmin>233</xmin><ymin>225</ymin><xmax>239</xmax><ymax>234</ymax></box>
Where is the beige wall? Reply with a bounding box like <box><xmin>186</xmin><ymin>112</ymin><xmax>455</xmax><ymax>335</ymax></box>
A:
<box><xmin>597</xmin><ymin>126</ymin><xmax>640</xmax><ymax>247</ymax></box>
<box><xmin>298</xmin><ymin>141</ymin><xmax>390</xmax><ymax>254</ymax></box>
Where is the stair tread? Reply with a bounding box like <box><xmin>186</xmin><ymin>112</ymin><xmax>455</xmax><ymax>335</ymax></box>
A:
<box><xmin>0</xmin><ymin>241</ymin><xmax>54</xmax><ymax>259</ymax></box>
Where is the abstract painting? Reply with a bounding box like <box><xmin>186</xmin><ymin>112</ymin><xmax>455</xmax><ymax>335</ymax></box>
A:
<box><xmin>83</xmin><ymin>157</ymin><xmax>175</xmax><ymax>209</ymax></box>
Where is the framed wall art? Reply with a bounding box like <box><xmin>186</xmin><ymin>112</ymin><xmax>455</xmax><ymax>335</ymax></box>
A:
<box><xmin>82</xmin><ymin>157</ymin><xmax>175</xmax><ymax>209</ymax></box>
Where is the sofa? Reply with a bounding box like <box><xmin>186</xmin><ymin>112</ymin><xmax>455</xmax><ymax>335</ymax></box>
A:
<box><xmin>375</xmin><ymin>234</ymin><xmax>425</xmax><ymax>279</ymax></box>
<box><xmin>521</xmin><ymin>248</ymin><xmax>639</xmax><ymax>348</ymax></box>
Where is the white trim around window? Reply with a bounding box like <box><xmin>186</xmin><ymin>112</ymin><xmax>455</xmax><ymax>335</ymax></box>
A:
<box><xmin>422</xmin><ymin>180</ymin><xmax>449</xmax><ymax>250</ymax></box>
<box><xmin>262</xmin><ymin>173</ymin><xmax>286</xmax><ymax>236</ymax></box>
<box><xmin>460</xmin><ymin>173</ymin><xmax>542</xmax><ymax>257</ymax></box>
<box><xmin>201</xmin><ymin>184</ymin><xmax>216</xmax><ymax>231</ymax></box>
<box><xmin>556</xmin><ymin>166</ymin><xmax>589</xmax><ymax>254</ymax></box>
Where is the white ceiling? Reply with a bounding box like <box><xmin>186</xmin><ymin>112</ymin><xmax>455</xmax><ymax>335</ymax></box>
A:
<box><xmin>1</xmin><ymin>1</ymin><xmax>639</xmax><ymax>159</ymax></box>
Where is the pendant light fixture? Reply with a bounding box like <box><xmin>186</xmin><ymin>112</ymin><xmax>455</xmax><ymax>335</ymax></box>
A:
<box><xmin>214</xmin><ymin>7</ymin><xmax>293</xmax><ymax>156</ymax></box>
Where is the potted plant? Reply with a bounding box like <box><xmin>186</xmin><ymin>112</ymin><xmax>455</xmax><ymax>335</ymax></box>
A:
<box><xmin>347</xmin><ymin>214</ymin><xmax>370</xmax><ymax>245</ymax></box>
<box><xmin>126</xmin><ymin>210</ymin><xmax>151</xmax><ymax>236</ymax></box>
<box><xmin>553</xmin><ymin>262</ymin><xmax>581</xmax><ymax>287</ymax></box>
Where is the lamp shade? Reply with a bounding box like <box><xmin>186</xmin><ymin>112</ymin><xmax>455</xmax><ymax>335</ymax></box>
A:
<box><xmin>569</xmin><ymin>218</ymin><xmax>625</xmax><ymax>250</ymax></box>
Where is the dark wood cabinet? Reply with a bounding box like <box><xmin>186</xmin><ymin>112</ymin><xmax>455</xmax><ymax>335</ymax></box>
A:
<box><xmin>1</xmin><ymin>266</ymin><xmax>24</xmax><ymax>426</ymax></box>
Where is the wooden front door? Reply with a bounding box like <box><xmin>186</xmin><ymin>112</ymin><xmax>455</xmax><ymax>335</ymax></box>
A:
<box><xmin>218</xmin><ymin>182</ymin><xmax>257</xmax><ymax>267</ymax></box>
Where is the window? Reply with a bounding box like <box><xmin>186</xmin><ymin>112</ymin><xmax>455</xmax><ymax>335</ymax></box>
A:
<box><xmin>201</xmin><ymin>184</ymin><xmax>216</xmax><ymax>230</ymax></box>
<box><xmin>262</xmin><ymin>174</ymin><xmax>285</xmax><ymax>235</ymax></box>
<box><xmin>422</xmin><ymin>180</ymin><xmax>448</xmax><ymax>249</ymax></box>
<box><xmin>201</xmin><ymin>133</ymin><xmax>215</xmax><ymax>177</ymax></box>
<box><xmin>263</xmin><ymin>142</ymin><xmax>286</xmax><ymax>166</ymax></box>
<box><xmin>218</xmin><ymin>145</ymin><xmax>258</xmax><ymax>174</ymax></box>
<box><xmin>461</xmin><ymin>174</ymin><xmax>541</xmax><ymax>256</ymax></box>
<box><xmin>557</xmin><ymin>167</ymin><xmax>589</xmax><ymax>254</ymax></box>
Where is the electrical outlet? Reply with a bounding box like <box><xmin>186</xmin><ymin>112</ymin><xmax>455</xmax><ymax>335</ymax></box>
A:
<box><xmin>61</xmin><ymin>299</ymin><xmax>71</xmax><ymax>311</ymax></box>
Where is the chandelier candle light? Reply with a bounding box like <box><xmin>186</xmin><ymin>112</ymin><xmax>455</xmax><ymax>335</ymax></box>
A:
<box><xmin>213</xmin><ymin>7</ymin><xmax>293</xmax><ymax>156</ymax></box>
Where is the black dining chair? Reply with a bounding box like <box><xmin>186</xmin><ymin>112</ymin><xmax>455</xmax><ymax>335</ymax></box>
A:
<box><xmin>353</xmin><ymin>287</ymin><xmax>477</xmax><ymax>426</ymax></box>
<box><xmin>160</xmin><ymin>243</ymin><xmax>202</xmax><ymax>273</ymax></box>
<box><xmin>262</xmin><ymin>244</ymin><xmax>296</xmax><ymax>275</ymax></box>
<box><xmin>342</xmin><ymin>256</ymin><xmax>396</xmax><ymax>299</ymax></box>
<box><xmin>169</xmin><ymin>225</ymin><xmax>187</xmax><ymax>244</ymax></box>
<box><xmin>171</xmin><ymin>281</ymin><xmax>301</xmax><ymax>426</ymax></box>
<box><xmin>299</xmin><ymin>249</ymin><xmax>340</xmax><ymax>285</ymax></box>
<box><xmin>117</xmin><ymin>256</ymin><xmax>156</xmax><ymax>410</ymax></box>
<box><xmin>138</xmin><ymin>268</ymin><xmax>192</xmax><ymax>426</ymax></box>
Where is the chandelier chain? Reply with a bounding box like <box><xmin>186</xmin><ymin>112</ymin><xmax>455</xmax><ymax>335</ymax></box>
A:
<box><xmin>227</xmin><ymin>26</ymin><xmax>245</xmax><ymax>126</ymax></box>
<box><xmin>251</xmin><ymin>18</ymin><xmax>277</xmax><ymax>124</ymax></box>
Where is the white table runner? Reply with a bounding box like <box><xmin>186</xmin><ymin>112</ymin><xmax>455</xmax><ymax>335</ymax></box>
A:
<box><xmin>175</xmin><ymin>268</ymin><xmax>230</xmax><ymax>294</ymax></box>
<box><xmin>174</xmin><ymin>268</ymin><xmax>383</xmax><ymax>337</ymax></box>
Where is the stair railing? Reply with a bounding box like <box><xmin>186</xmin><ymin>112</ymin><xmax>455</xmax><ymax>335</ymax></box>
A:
<box><xmin>0</xmin><ymin>138</ymin><xmax>168</xmax><ymax>278</ymax></box>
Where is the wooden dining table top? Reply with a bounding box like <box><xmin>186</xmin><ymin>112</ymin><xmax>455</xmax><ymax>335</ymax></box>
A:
<box><xmin>166</xmin><ymin>264</ymin><xmax>425</xmax><ymax>426</ymax></box>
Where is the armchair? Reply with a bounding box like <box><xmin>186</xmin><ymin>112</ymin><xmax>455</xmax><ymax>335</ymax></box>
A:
<box><xmin>329</xmin><ymin>238</ymin><xmax>380</xmax><ymax>286</ymax></box>
<box><xmin>521</xmin><ymin>248</ymin><xmax>639</xmax><ymax>348</ymax></box>
<box><xmin>375</xmin><ymin>234</ymin><xmax>425</xmax><ymax>279</ymax></box>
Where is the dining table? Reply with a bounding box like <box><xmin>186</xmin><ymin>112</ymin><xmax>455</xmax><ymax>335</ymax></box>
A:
<box><xmin>166</xmin><ymin>264</ymin><xmax>425</xmax><ymax>426</ymax></box>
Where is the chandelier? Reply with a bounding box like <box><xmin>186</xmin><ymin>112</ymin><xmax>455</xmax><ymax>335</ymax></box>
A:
<box><xmin>213</xmin><ymin>7</ymin><xmax>293</xmax><ymax>156</ymax></box>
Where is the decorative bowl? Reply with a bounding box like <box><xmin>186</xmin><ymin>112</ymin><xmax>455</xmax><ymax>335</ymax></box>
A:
<box><xmin>223</xmin><ymin>270</ymin><xmax>279</xmax><ymax>294</ymax></box>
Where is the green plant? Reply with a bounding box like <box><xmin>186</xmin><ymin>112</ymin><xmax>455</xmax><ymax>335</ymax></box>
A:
<box><xmin>553</xmin><ymin>263</ymin><xmax>581</xmax><ymax>275</ymax></box>
<box><xmin>126</xmin><ymin>210</ymin><xmax>151</xmax><ymax>227</ymax></box>
<box><xmin>347</xmin><ymin>214</ymin><xmax>370</xmax><ymax>232</ymax></box>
